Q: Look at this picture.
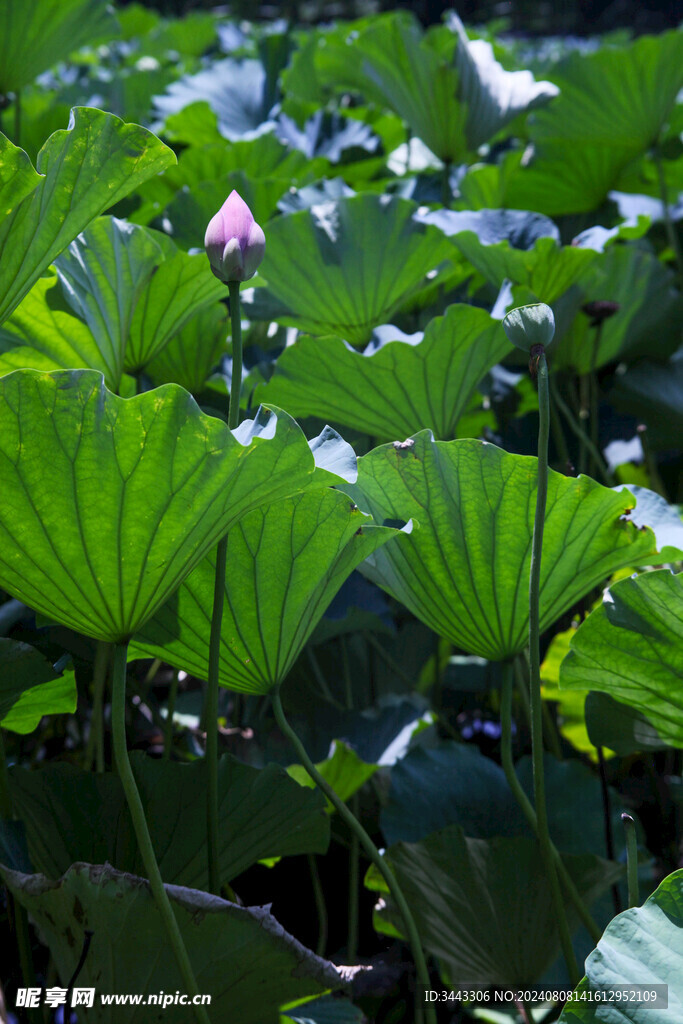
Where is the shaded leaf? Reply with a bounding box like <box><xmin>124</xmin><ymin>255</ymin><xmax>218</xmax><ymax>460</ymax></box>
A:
<box><xmin>8</xmin><ymin>753</ymin><xmax>329</xmax><ymax>888</ymax></box>
<box><xmin>381</xmin><ymin>742</ymin><xmax>526</xmax><ymax>845</ymax></box>
<box><xmin>1</xmin><ymin>862</ymin><xmax>346</xmax><ymax>1024</ymax></box>
<box><xmin>560</xmin><ymin>571</ymin><xmax>683</xmax><ymax>748</ymax></box>
<box><xmin>0</xmin><ymin>640</ymin><xmax>77</xmax><ymax>734</ymax></box>
<box><xmin>366</xmin><ymin>825</ymin><xmax>622</xmax><ymax>987</ymax></box>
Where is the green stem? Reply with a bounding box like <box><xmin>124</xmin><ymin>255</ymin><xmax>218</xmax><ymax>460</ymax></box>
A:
<box><xmin>348</xmin><ymin>793</ymin><xmax>360</xmax><ymax>963</ymax></box>
<box><xmin>622</xmin><ymin>813</ymin><xmax>639</xmax><ymax>908</ymax></box>
<box><xmin>530</xmin><ymin>353</ymin><xmax>580</xmax><ymax>985</ymax></box>
<box><xmin>272</xmin><ymin>688</ymin><xmax>433</xmax><ymax>1024</ymax></box>
<box><xmin>500</xmin><ymin>663</ymin><xmax>602</xmax><ymax>945</ymax></box>
<box><xmin>0</xmin><ymin>729</ymin><xmax>11</xmax><ymax>819</ymax></box>
<box><xmin>0</xmin><ymin>732</ymin><xmax>38</xmax><ymax>1014</ymax></box>
<box><xmin>653</xmin><ymin>148</ymin><xmax>683</xmax><ymax>279</ymax></box>
<box><xmin>204</xmin><ymin>282</ymin><xmax>243</xmax><ymax>896</ymax></box>
<box><xmin>441</xmin><ymin>160</ymin><xmax>452</xmax><ymax>209</ymax></box>
<box><xmin>144</xmin><ymin>657</ymin><xmax>162</xmax><ymax>686</ymax></box>
<box><xmin>228</xmin><ymin>280</ymin><xmax>243</xmax><ymax>431</ymax></box>
<box><xmin>205</xmin><ymin>536</ymin><xmax>226</xmax><ymax>896</ymax></box>
<box><xmin>588</xmin><ymin>323</ymin><xmax>603</xmax><ymax>479</ymax></box>
<box><xmin>307</xmin><ymin>853</ymin><xmax>328</xmax><ymax>958</ymax></box>
<box><xmin>111</xmin><ymin>644</ymin><xmax>210</xmax><ymax>1024</ymax></box>
<box><xmin>550</xmin><ymin>378</ymin><xmax>614</xmax><ymax>485</ymax></box>
<box><xmin>163</xmin><ymin>669</ymin><xmax>180</xmax><ymax>761</ymax></box>
<box><xmin>13</xmin><ymin>89</ymin><xmax>20</xmax><ymax>148</ymax></box>
<box><xmin>549</xmin><ymin>397</ymin><xmax>571</xmax><ymax>473</ymax></box>
<box><xmin>85</xmin><ymin>641</ymin><xmax>109</xmax><ymax>773</ymax></box>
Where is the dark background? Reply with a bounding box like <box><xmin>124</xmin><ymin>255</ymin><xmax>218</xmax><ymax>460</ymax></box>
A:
<box><xmin>119</xmin><ymin>0</ymin><xmax>682</xmax><ymax>35</ymax></box>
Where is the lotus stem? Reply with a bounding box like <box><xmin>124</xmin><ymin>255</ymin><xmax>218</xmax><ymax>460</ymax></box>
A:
<box><xmin>622</xmin><ymin>813</ymin><xmax>639</xmax><ymax>908</ymax></box>
<box><xmin>653</xmin><ymin>148</ymin><xmax>683</xmax><ymax>279</ymax></box>
<box><xmin>163</xmin><ymin>669</ymin><xmax>180</xmax><ymax>761</ymax></box>
<box><xmin>111</xmin><ymin>644</ymin><xmax>210</xmax><ymax>1024</ymax></box>
<box><xmin>500</xmin><ymin>662</ymin><xmax>602</xmax><ymax>945</ymax></box>
<box><xmin>205</xmin><ymin>280</ymin><xmax>243</xmax><ymax>895</ymax></box>
<box><xmin>529</xmin><ymin>352</ymin><xmax>581</xmax><ymax>985</ymax></box>
<box><xmin>272</xmin><ymin>687</ymin><xmax>435</xmax><ymax>1024</ymax></box>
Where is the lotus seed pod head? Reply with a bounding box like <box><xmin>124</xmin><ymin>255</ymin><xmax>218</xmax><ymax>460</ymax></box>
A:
<box><xmin>502</xmin><ymin>302</ymin><xmax>555</xmax><ymax>353</ymax></box>
<box><xmin>204</xmin><ymin>190</ymin><xmax>265</xmax><ymax>284</ymax></box>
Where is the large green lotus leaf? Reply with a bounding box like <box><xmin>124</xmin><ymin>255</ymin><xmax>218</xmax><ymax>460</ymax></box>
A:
<box><xmin>146</xmin><ymin>304</ymin><xmax>227</xmax><ymax>394</ymax></box>
<box><xmin>53</xmin><ymin>216</ymin><xmax>164</xmax><ymax>386</ymax></box>
<box><xmin>0</xmin><ymin>370</ymin><xmax>341</xmax><ymax>643</ymax></box>
<box><xmin>0</xmin><ymin>639</ymin><xmax>77</xmax><ymax>734</ymax></box>
<box><xmin>130</xmin><ymin>489</ymin><xmax>400</xmax><ymax>694</ymax></box>
<box><xmin>294</xmin><ymin>13</ymin><xmax>556</xmax><ymax>162</ymax></box>
<box><xmin>0</xmin><ymin>139</ymin><xmax>42</xmax><ymax>217</ymax></box>
<box><xmin>0</xmin><ymin>275</ymin><xmax>115</xmax><ymax>383</ymax></box>
<box><xmin>366</xmin><ymin>826</ymin><xmax>622</xmax><ymax>988</ymax></box>
<box><xmin>254</xmin><ymin>305</ymin><xmax>510</xmax><ymax>441</ymax></box>
<box><xmin>8</xmin><ymin>752</ymin><xmax>329</xmax><ymax>888</ymax></box>
<box><xmin>504</xmin><ymin>31</ymin><xmax>683</xmax><ymax>216</ymax></box>
<box><xmin>343</xmin><ymin>433</ymin><xmax>657</xmax><ymax>661</ymax></box>
<box><xmin>450</xmin><ymin>233</ymin><xmax>598</xmax><ymax>304</ymax></box>
<box><xmin>535</xmin><ymin>31</ymin><xmax>683</xmax><ymax>156</ymax></box>
<box><xmin>253</xmin><ymin>195</ymin><xmax>454</xmax><ymax>345</ymax></box>
<box><xmin>559</xmin><ymin>870</ymin><xmax>683</xmax><ymax>1024</ymax></box>
<box><xmin>612</xmin><ymin>353</ymin><xmax>683</xmax><ymax>452</ymax></box>
<box><xmin>134</xmin><ymin>136</ymin><xmax>322</xmax><ymax>220</ymax></box>
<box><xmin>0</xmin><ymin>108</ymin><xmax>175</xmax><ymax>325</ymax></box>
<box><xmin>585</xmin><ymin>692</ymin><xmax>671</xmax><ymax>757</ymax></box>
<box><xmin>381</xmin><ymin>742</ymin><xmax>526</xmax><ymax>845</ymax></box>
<box><xmin>54</xmin><ymin>217</ymin><xmax>226</xmax><ymax>379</ymax></box>
<box><xmin>126</xmin><ymin>235</ymin><xmax>225</xmax><ymax>374</ymax></box>
<box><xmin>1</xmin><ymin>862</ymin><xmax>345</xmax><ymax>1024</ymax></box>
<box><xmin>553</xmin><ymin>246</ymin><xmax>681</xmax><ymax>373</ymax></box>
<box><xmin>560</xmin><ymin>571</ymin><xmax>683</xmax><ymax>748</ymax></box>
<box><xmin>0</xmin><ymin>0</ymin><xmax>118</xmax><ymax>93</ymax></box>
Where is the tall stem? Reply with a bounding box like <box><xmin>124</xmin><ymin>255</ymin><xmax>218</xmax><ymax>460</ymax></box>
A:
<box><xmin>622</xmin><ymin>813</ymin><xmax>639</xmax><ymax>909</ymax></box>
<box><xmin>654</xmin><ymin>148</ymin><xmax>683</xmax><ymax>279</ymax></box>
<box><xmin>13</xmin><ymin>89</ymin><xmax>20</xmax><ymax>148</ymax></box>
<box><xmin>163</xmin><ymin>669</ymin><xmax>180</xmax><ymax>760</ymax></box>
<box><xmin>441</xmin><ymin>160</ymin><xmax>452</xmax><ymax>209</ymax></box>
<box><xmin>204</xmin><ymin>281</ymin><xmax>243</xmax><ymax>895</ymax></box>
<box><xmin>85</xmin><ymin>641</ymin><xmax>109</xmax><ymax>773</ymax></box>
<box><xmin>500</xmin><ymin>663</ymin><xmax>602</xmax><ymax>945</ymax></box>
<box><xmin>307</xmin><ymin>853</ymin><xmax>328</xmax><ymax>957</ymax></box>
<box><xmin>550</xmin><ymin>378</ymin><xmax>613</xmax><ymax>485</ymax></box>
<box><xmin>0</xmin><ymin>731</ymin><xmax>38</xmax><ymax>1010</ymax></box>
<box><xmin>111</xmin><ymin>644</ymin><xmax>210</xmax><ymax>1024</ymax></box>
<box><xmin>529</xmin><ymin>353</ymin><xmax>580</xmax><ymax>985</ymax></box>
<box><xmin>227</xmin><ymin>280</ymin><xmax>243</xmax><ymax>431</ymax></box>
<box><xmin>588</xmin><ymin>323</ymin><xmax>603</xmax><ymax>479</ymax></box>
<box><xmin>272</xmin><ymin>688</ymin><xmax>434</xmax><ymax>1024</ymax></box>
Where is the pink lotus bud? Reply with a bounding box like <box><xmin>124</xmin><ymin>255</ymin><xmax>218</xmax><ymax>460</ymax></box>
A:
<box><xmin>204</xmin><ymin>190</ymin><xmax>265</xmax><ymax>283</ymax></box>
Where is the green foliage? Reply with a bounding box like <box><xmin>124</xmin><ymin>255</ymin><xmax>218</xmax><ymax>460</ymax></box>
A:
<box><xmin>344</xmin><ymin>434</ymin><xmax>658</xmax><ymax>660</ymax></box>
<box><xmin>561</xmin><ymin>571</ymin><xmax>683</xmax><ymax>747</ymax></box>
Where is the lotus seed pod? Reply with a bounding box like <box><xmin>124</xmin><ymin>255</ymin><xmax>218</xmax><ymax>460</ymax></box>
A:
<box><xmin>204</xmin><ymin>190</ymin><xmax>265</xmax><ymax>284</ymax></box>
<box><xmin>502</xmin><ymin>302</ymin><xmax>555</xmax><ymax>352</ymax></box>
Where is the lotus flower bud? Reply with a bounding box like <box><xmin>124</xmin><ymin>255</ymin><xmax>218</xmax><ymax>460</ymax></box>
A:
<box><xmin>204</xmin><ymin>190</ymin><xmax>265</xmax><ymax>284</ymax></box>
<box><xmin>502</xmin><ymin>302</ymin><xmax>555</xmax><ymax>353</ymax></box>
